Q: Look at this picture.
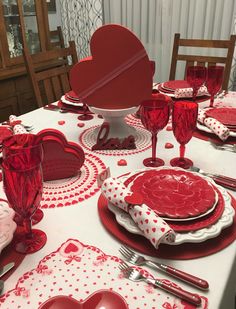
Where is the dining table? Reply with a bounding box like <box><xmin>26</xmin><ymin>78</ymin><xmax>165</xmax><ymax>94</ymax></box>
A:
<box><xmin>0</xmin><ymin>92</ymin><xmax>236</xmax><ymax>309</ymax></box>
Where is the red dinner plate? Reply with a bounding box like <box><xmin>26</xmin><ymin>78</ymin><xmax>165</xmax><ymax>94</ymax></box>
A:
<box><xmin>125</xmin><ymin>169</ymin><xmax>216</xmax><ymax>219</ymax></box>
<box><xmin>206</xmin><ymin>108</ymin><xmax>236</xmax><ymax>126</ymax></box>
<box><xmin>167</xmin><ymin>185</ymin><xmax>224</xmax><ymax>232</ymax></box>
<box><xmin>162</xmin><ymin>80</ymin><xmax>190</xmax><ymax>91</ymax></box>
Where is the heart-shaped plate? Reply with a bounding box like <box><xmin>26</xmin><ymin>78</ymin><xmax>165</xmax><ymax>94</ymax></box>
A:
<box><xmin>39</xmin><ymin>290</ymin><xmax>128</xmax><ymax>309</ymax></box>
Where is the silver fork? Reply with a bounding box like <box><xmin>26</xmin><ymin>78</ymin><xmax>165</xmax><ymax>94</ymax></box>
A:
<box><xmin>119</xmin><ymin>245</ymin><xmax>209</xmax><ymax>290</ymax></box>
<box><xmin>119</xmin><ymin>263</ymin><xmax>202</xmax><ymax>306</ymax></box>
<box><xmin>210</xmin><ymin>141</ymin><xmax>236</xmax><ymax>153</ymax></box>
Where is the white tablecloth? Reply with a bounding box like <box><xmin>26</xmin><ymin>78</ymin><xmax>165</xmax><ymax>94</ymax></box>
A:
<box><xmin>1</xmin><ymin>95</ymin><xmax>236</xmax><ymax>309</ymax></box>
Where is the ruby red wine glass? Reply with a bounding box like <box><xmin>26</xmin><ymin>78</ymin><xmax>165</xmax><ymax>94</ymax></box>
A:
<box><xmin>140</xmin><ymin>95</ymin><xmax>171</xmax><ymax>167</ymax></box>
<box><xmin>186</xmin><ymin>65</ymin><xmax>206</xmax><ymax>102</ymax></box>
<box><xmin>170</xmin><ymin>101</ymin><xmax>198</xmax><ymax>169</ymax></box>
<box><xmin>206</xmin><ymin>65</ymin><xmax>224</xmax><ymax>107</ymax></box>
<box><xmin>2</xmin><ymin>147</ymin><xmax>47</xmax><ymax>254</ymax></box>
<box><xmin>2</xmin><ymin>134</ymin><xmax>44</xmax><ymax>226</ymax></box>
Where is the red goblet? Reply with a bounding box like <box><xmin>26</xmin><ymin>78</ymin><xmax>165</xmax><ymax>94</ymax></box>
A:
<box><xmin>2</xmin><ymin>134</ymin><xmax>44</xmax><ymax>226</ymax></box>
<box><xmin>140</xmin><ymin>94</ymin><xmax>171</xmax><ymax>167</ymax></box>
<box><xmin>170</xmin><ymin>101</ymin><xmax>198</xmax><ymax>169</ymax></box>
<box><xmin>186</xmin><ymin>65</ymin><xmax>206</xmax><ymax>102</ymax></box>
<box><xmin>2</xmin><ymin>143</ymin><xmax>47</xmax><ymax>254</ymax></box>
<box><xmin>206</xmin><ymin>65</ymin><xmax>224</xmax><ymax>107</ymax></box>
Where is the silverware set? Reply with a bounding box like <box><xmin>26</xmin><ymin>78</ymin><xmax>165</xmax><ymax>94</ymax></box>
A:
<box><xmin>119</xmin><ymin>245</ymin><xmax>208</xmax><ymax>306</ymax></box>
<box><xmin>188</xmin><ymin>165</ymin><xmax>236</xmax><ymax>191</ymax></box>
<box><xmin>0</xmin><ymin>262</ymin><xmax>15</xmax><ymax>294</ymax></box>
<box><xmin>210</xmin><ymin>141</ymin><xmax>236</xmax><ymax>153</ymax></box>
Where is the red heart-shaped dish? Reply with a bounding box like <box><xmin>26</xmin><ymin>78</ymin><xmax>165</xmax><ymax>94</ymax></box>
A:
<box><xmin>39</xmin><ymin>290</ymin><xmax>128</xmax><ymax>309</ymax></box>
<box><xmin>70</xmin><ymin>24</ymin><xmax>153</xmax><ymax>109</ymax></box>
<box><xmin>37</xmin><ymin>129</ymin><xmax>85</xmax><ymax>181</ymax></box>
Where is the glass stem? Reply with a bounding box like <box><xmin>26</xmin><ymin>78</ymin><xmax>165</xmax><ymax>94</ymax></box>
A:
<box><xmin>23</xmin><ymin>218</ymin><xmax>33</xmax><ymax>239</ymax></box>
<box><xmin>151</xmin><ymin>133</ymin><xmax>157</xmax><ymax>161</ymax></box>
<box><xmin>209</xmin><ymin>95</ymin><xmax>214</xmax><ymax>107</ymax></box>
<box><xmin>179</xmin><ymin>144</ymin><xmax>186</xmax><ymax>160</ymax></box>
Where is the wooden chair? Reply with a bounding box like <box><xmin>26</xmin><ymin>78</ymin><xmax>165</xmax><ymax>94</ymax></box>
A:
<box><xmin>50</xmin><ymin>26</ymin><xmax>65</xmax><ymax>49</ymax></box>
<box><xmin>23</xmin><ymin>41</ymin><xmax>78</xmax><ymax>108</ymax></box>
<box><xmin>169</xmin><ymin>33</ymin><xmax>236</xmax><ymax>90</ymax></box>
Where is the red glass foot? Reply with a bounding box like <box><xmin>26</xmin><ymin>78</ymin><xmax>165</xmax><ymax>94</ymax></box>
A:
<box><xmin>14</xmin><ymin>229</ymin><xmax>47</xmax><ymax>254</ymax></box>
<box><xmin>143</xmin><ymin>157</ymin><xmax>164</xmax><ymax>167</ymax></box>
<box><xmin>77</xmin><ymin>114</ymin><xmax>94</xmax><ymax>121</ymax></box>
<box><xmin>14</xmin><ymin>208</ymin><xmax>44</xmax><ymax>226</ymax></box>
<box><xmin>170</xmin><ymin>157</ymin><xmax>193</xmax><ymax>169</ymax></box>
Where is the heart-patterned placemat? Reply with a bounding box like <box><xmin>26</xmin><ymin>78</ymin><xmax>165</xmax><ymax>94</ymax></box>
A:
<box><xmin>79</xmin><ymin>125</ymin><xmax>151</xmax><ymax>156</ymax></box>
<box><xmin>41</xmin><ymin>153</ymin><xmax>106</xmax><ymax>208</ymax></box>
<box><xmin>0</xmin><ymin>239</ymin><xmax>208</xmax><ymax>309</ymax></box>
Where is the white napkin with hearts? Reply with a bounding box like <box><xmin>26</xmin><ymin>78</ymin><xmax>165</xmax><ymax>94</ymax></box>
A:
<box><xmin>9</xmin><ymin>115</ymin><xmax>27</xmax><ymax>135</ymax></box>
<box><xmin>198</xmin><ymin>109</ymin><xmax>230</xmax><ymax>141</ymax></box>
<box><xmin>174</xmin><ymin>85</ymin><xmax>208</xmax><ymax>98</ymax></box>
<box><xmin>101</xmin><ymin>177</ymin><xmax>176</xmax><ymax>248</ymax></box>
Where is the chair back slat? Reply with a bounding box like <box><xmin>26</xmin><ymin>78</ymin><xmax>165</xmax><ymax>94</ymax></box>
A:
<box><xmin>23</xmin><ymin>40</ymin><xmax>78</xmax><ymax>107</ymax></box>
<box><xmin>169</xmin><ymin>33</ymin><xmax>236</xmax><ymax>90</ymax></box>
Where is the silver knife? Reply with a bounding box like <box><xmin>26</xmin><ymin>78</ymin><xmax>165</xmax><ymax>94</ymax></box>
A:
<box><xmin>0</xmin><ymin>262</ymin><xmax>15</xmax><ymax>278</ymax></box>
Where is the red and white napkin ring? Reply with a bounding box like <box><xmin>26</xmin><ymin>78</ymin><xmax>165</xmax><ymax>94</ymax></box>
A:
<box><xmin>9</xmin><ymin>115</ymin><xmax>27</xmax><ymax>135</ymax></box>
<box><xmin>101</xmin><ymin>177</ymin><xmax>176</xmax><ymax>248</ymax></box>
<box><xmin>175</xmin><ymin>85</ymin><xmax>208</xmax><ymax>98</ymax></box>
<box><xmin>198</xmin><ymin>109</ymin><xmax>230</xmax><ymax>141</ymax></box>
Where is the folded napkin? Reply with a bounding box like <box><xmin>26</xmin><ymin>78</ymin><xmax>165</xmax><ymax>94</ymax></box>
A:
<box><xmin>175</xmin><ymin>85</ymin><xmax>208</xmax><ymax>98</ymax></box>
<box><xmin>198</xmin><ymin>109</ymin><xmax>230</xmax><ymax>141</ymax></box>
<box><xmin>101</xmin><ymin>177</ymin><xmax>176</xmax><ymax>248</ymax></box>
<box><xmin>9</xmin><ymin>115</ymin><xmax>27</xmax><ymax>135</ymax></box>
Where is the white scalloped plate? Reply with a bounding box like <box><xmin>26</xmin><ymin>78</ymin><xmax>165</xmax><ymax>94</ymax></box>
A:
<box><xmin>108</xmin><ymin>167</ymin><xmax>235</xmax><ymax>245</ymax></box>
<box><xmin>0</xmin><ymin>200</ymin><xmax>17</xmax><ymax>254</ymax></box>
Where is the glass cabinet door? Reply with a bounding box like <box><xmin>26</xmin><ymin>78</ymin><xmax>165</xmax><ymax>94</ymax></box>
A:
<box><xmin>3</xmin><ymin>0</ymin><xmax>41</xmax><ymax>58</ymax></box>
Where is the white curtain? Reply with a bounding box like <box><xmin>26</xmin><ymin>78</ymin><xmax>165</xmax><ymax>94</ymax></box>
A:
<box><xmin>59</xmin><ymin>0</ymin><xmax>103</xmax><ymax>59</ymax></box>
<box><xmin>103</xmin><ymin>0</ymin><xmax>236</xmax><ymax>86</ymax></box>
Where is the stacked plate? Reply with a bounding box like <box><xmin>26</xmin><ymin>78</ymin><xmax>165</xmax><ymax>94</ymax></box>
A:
<box><xmin>108</xmin><ymin>166</ymin><xmax>235</xmax><ymax>245</ymax></box>
<box><xmin>60</xmin><ymin>90</ymin><xmax>82</xmax><ymax>106</ymax></box>
<box><xmin>197</xmin><ymin>107</ymin><xmax>236</xmax><ymax>137</ymax></box>
<box><xmin>156</xmin><ymin>80</ymin><xmax>207</xmax><ymax>98</ymax></box>
<box><xmin>0</xmin><ymin>199</ymin><xmax>16</xmax><ymax>254</ymax></box>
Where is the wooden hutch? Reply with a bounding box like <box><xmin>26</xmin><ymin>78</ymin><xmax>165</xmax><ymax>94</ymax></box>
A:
<box><xmin>0</xmin><ymin>0</ymin><xmax>58</xmax><ymax>122</ymax></box>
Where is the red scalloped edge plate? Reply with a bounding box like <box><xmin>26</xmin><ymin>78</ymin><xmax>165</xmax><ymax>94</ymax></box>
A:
<box><xmin>125</xmin><ymin>169</ymin><xmax>216</xmax><ymax>219</ymax></box>
<box><xmin>206</xmin><ymin>108</ymin><xmax>236</xmax><ymax>126</ymax></box>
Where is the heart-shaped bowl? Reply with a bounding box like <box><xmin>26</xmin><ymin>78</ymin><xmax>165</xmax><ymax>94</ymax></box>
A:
<box><xmin>38</xmin><ymin>289</ymin><xmax>129</xmax><ymax>309</ymax></box>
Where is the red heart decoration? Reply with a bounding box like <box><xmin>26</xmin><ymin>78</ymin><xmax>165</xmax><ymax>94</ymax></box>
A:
<box><xmin>64</xmin><ymin>243</ymin><xmax>79</xmax><ymax>254</ymax></box>
<box><xmin>39</xmin><ymin>290</ymin><xmax>128</xmax><ymax>309</ymax></box>
<box><xmin>125</xmin><ymin>192</ymin><xmax>143</xmax><ymax>205</ymax></box>
<box><xmin>37</xmin><ymin>129</ymin><xmax>85</xmax><ymax>181</ymax></box>
<box><xmin>70</xmin><ymin>24</ymin><xmax>153</xmax><ymax>109</ymax></box>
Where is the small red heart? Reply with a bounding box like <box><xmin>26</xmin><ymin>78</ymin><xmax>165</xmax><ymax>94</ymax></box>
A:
<box><xmin>125</xmin><ymin>192</ymin><xmax>143</xmax><ymax>205</ymax></box>
<box><xmin>161</xmin><ymin>228</ymin><xmax>165</xmax><ymax>232</ymax></box>
<box><xmin>58</xmin><ymin>120</ymin><xmax>65</xmax><ymax>125</ymax></box>
<box><xmin>64</xmin><ymin>243</ymin><xmax>78</xmax><ymax>254</ymax></box>
<box><xmin>77</xmin><ymin>123</ymin><xmax>85</xmax><ymax>127</ymax></box>
<box><xmin>165</xmin><ymin>142</ymin><xmax>174</xmax><ymax>149</ymax></box>
<box><xmin>152</xmin><ymin>227</ymin><xmax>156</xmax><ymax>232</ymax></box>
<box><xmin>117</xmin><ymin>159</ymin><xmax>127</xmax><ymax>166</ymax></box>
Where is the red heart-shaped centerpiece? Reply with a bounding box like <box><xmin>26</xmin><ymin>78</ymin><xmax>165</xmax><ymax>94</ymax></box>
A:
<box><xmin>37</xmin><ymin>129</ymin><xmax>85</xmax><ymax>181</ymax></box>
<box><xmin>39</xmin><ymin>290</ymin><xmax>128</xmax><ymax>309</ymax></box>
<box><xmin>70</xmin><ymin>24</ymin><xmax>153</xmax><ymax>109</ymax></box>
